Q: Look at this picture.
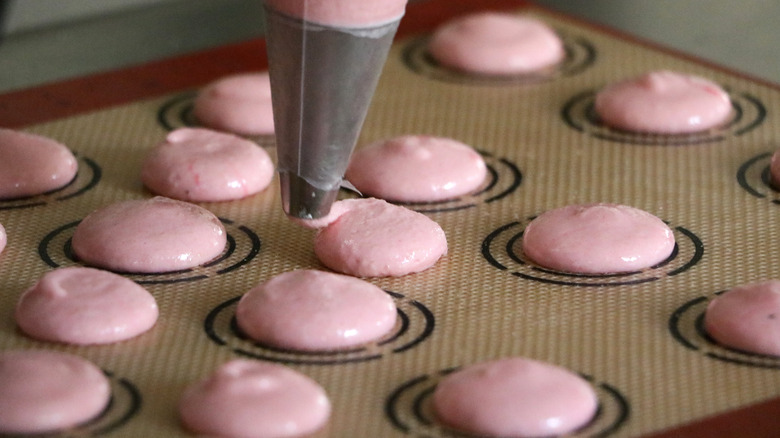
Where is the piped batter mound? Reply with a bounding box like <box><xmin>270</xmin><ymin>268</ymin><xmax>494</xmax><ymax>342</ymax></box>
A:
<box><xmin>15</xmin><ymin>267</ymin><xmax>158</xmax><ymax>345</ymax></box>
<box><xmin>141</xmin><ymin>128</ymin><xmax>275</xmax><ymax>202</ymax></box>
<box><xmin>704</xmin><ymin>280</ymin><xmax>780</xmax><ymax>356</ymax></box>
<box><xmin>0</xmin><ymin>128</ymin><xmax>78</xmax><ymax>200</ymax></box>
<box><xmin>0</xmin><ymin>223</ymin><xmax>6</xmax><ymax>255</ymax></box>
<box><xmin>71</xmin><ymin>196</ymin><xmax>226</xmax><ymax>273</ymax></box>
<box><xmin>193</xmin><ymin>72</ymin><xmax>275</xmax><ymax>137</ymax></box>
<box><xmin>236</xmin><ymin>269</ymin><xmax>397</xmax><ymax>351</ymax></box>
<box><xmin>0</xmin><ymin>350</ymin><xmax>111</xmax><ymax>435</ymax></box>
<box><xmin>264</xmin><ymin>0</ymin><xmax>408</xmax><ymax>28</ymax></box>
<box><xmin>179</xmin><ymin>359</ymin><xmax>331</xmax><ymax>438</ymax></box>
<box><xmin>769</xmin><ymin>149</ymin><xmax>780</xmax><ymax>189</ymax></box>
<box><xmin>594</xmin><ymin>70</ymin><xmax>732</xmax><ymax>134</ymax></box>
<box><xmin>307</xmin><ymin>198</ymin><xmax>447</xmax><ymax>277</ymax></box>
<box><xmin>432</xmin><ymin>357</ymin><xmax>598</xmax><ymax>437</ymax></box>
<box><xmin>522</xmin><ymin>203</ymin><xmax>675</xmax><ymax>274</ymax></box>
<box><xmin>427</xmin><ymin>12</ymin><xmax>564</xmax><ymax>76</ymax></box>
<box><xmin>345</xmin><ymin>135</ymin><xmax>487</xmax><ymax>202</ymax></box>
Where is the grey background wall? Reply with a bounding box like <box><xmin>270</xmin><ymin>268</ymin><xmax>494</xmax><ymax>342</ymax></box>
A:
<box><xmin>1</xmin><ymin>0</ymin><xmax>779</xmax><ymax>92</ymax></box>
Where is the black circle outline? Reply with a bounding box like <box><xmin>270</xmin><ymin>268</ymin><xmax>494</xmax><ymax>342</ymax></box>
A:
<box><xmin>736</xmin><ymin>152</ymin><xmax>772</xmax><ymax>199</ymax></box>
<box><xmin>37</xmin><ymin>217</ymin><xmax>261</xmax><ymax>285</ymax></box>
<box><xmin>62</xmin><ymin>370</ymin><xmax>142</xmax><ymax>436</ymax></box>
<box><xmin>735</xmin><ymin>151</ymin><xmax>780</xmax><ymax>206</ymax></box>
<box><xmin>385</xmin><ymin>367</ymin><xmax>629</xmax><ymax>437</ymax></box>
<box><xmin>156</xmin><ymin>92</ymin><xmax>198</xmax><ymax>131</ymax></box>
<box><xmin>481</xmin><ymin>220</ymin><xmax>703</xmax><ymax>287</ymax></box>
<box><xmin>203</xmin><ymin>290</ymin><xmax>435</xmax><ymax>365</ymax></box>
<box><xmin>400</xmin><ymin>30</ymin><xmax>597</xmax><ymax>85</ymax></box>
<box><xmin>561</xmin><ymin>89</ymin><xmax>766</xmax><ymax>145</ymax></box>
<box><xmin>669</xmin><ymin>293</ymin><xmax>780</xmax><ymax>369</ymax></box>
<box><xmin>0</xmin><ymin>155</ymin><xmax>102</xmax><ymax>211</ymax></box>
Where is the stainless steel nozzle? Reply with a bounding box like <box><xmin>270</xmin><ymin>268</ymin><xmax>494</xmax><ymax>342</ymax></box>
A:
<box><xmin>264</xmin><ymin>5</ymin><xmax>400</xmax><ymax>219</ymax></box>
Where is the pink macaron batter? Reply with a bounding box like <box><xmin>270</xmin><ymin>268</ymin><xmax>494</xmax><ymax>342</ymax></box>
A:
<box><xmin>432</xmin><ymin>357</ymin><xmax>598</xmax><ymax>437</ymax></box>
<box><xmin>705</xmin><ymin>280</ymin><xmax>780</xmax><ymax>356</ymax></box>
<box><xmin>141</xmin><ymin>128</ymin><xmax>275</xmax><ymax>202</ymax></box>
<box><xmin>236</xmin><ymin>269</ymin><xmax>397</xmax><ymax>351</ymax></box>
<box><xmin>15</xmin><ymin>267</ymin><xmax>158</xmax><ymax>345</ymax></box>
<box><xmin>264</xmin><ymin>0</ymin><xmax>408</xmax><ymax>28</ymax></box>
<box><xmin>309</xmin><ymin>198</ymin><xmax>447</xmax><ymax>277</ymax></box>
<box><xmin>345</xmin><ymin>135</ymin><xmax>487</xmax><ymax>202</ymax></box>
<box><xmin>193</xmin><ymin>72</ymin><xmax>275</xmax><ymax>136</ymax></box>
<box><xmin>769</xmin><ymin>149</ymin><xmax>780</xmax><ymax>189</ymax></box>
<box><xmin>179</xmin><ymin>359</ymin><xmax>331</xmax><ymax>438</ymax></box>
<box><xmin>594</xmin><ymin>70</ymin><xmax>732</xmax><ymax>134</ymax></box>
<box><xmin>0</xmin><ymin>223</ymin><xmax>6</xmax><ymax>255</ymax></box>
<box><xmin>428</xmin><ymin>12</ymin><xmax>564</xmax><ymax>75</ymax></box>
<box><xmin>0</xmin><ymin>350</ymin><xmax>111</xmax><ymax>435</ymax></box>
<box><xmin>0</xmin><ymin>128</ymin><xmax>78</xmax><ymax>200</ymax></box>
<box><xmin>71</xmin><ymin>197</ymin><xmax>226</xmax><ymax>273</ymax></box>
<box><xmin>522</xmin><ymin>203</ymin><xmax>676</xmax><ymax>274</ymax></box>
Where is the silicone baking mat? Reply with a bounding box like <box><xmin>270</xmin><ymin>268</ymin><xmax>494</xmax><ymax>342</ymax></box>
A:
<box><xmin>1</xmin><ymin>0</ymin><xmax>779</xmax><ymax>436</ymax></box>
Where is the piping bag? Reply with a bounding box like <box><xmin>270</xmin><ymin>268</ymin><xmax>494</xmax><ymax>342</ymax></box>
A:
<box><xmin>263</xmin><ymin>0</ymin><xmax>407</xmax><ymax>219</ymax></box>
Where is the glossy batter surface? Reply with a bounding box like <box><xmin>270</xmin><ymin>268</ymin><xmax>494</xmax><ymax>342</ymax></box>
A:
<box><xmin>522</xmin><ymin>203</ymin><xmax>675</xmax><ymax>274</ymax></box>
<box><xmin>0</xmin><ymin>223</ymin><xmax>6</xmax><ymax>255</ymax></box>
<box><xmin>0</xmin><ymin>128</ymin><xmax>78</xmax><ymax>200</ymax></box>
<box><xmin>236</xmin><ymin>269</ymin><xmax>397</xmax><ymax>351</ymax></box>
<box><xmin>428</xmin><ymin>12</ymin><xmax>564</xmax><ymax>75</ymax></box>
<box><xmin>345</xmin><ymin>135</ymin><xmax>487</xmax><ymax>202</ymax></box>
<box><xmin>0</xmin><ymin>350</ymin><xmax>111</xmax><ymax>434</ymax></box>
<box><xmin>71</xmin><ymin>197</ymin><xmax>226</xmax><ymax>273</ymax></box>
<box><xmin>432</xmin><ymin>357</ymin><xmax>598</xmax><ymax>437</ymax></box>
<box><xmin>705</xmin><ymin>280</ymin><xmax>780</xmax><ymax>356</ymax></box>
<box><xmin>193</xmin><ymin>73</ymin><xmax>275</xmax><ymax>136</ymax></box>
<box><xmin>15</xmin><ymin>267</ymin><xmax>158</xmax><ymax>345</ymax></box>
<box><xmin>769</xmin><ymin>149</ymin><xmax>780</xmax><ymax>189</ymax></box>
<box><xmin>141</xmin><ymin>128</ymin><xmax>274</xmax><ymax>202</ymax></box>
<box><xmin>179</xmin><ymin>359</ymin><xmax>331</xmax><ymax>438</ymax></box>
<box><xmin>312</xmin><ymin>198</ymin><xmax>447</xmax><ymax>277</ymax></box>
<box><xmin>594</xmin><ymin>70</ymin><xmax>732</xmax><ymax>134</ymax></box>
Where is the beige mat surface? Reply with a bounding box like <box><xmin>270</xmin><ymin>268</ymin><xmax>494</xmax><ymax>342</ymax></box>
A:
<box><xmin>1</xmin><ymin>7</ymin><xmax>780</xmax><ymax>437</ymax></box>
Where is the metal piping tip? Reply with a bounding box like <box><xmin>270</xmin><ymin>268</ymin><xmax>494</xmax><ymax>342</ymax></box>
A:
<box><xmin>279</xmin><ymin>171</ymin><xmax>340</xmax><ymax>219</ymax></box>
<box><xmin>264</xmin><ymin>5</ymin><xmax>400</xmax><ymax>219</ymax></box>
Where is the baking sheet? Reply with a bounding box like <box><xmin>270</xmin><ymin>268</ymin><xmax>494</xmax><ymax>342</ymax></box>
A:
<box><xmin>1</xmin><ymin>2</ymin><xmax>780</xmax><ymax>437</ymax></box>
